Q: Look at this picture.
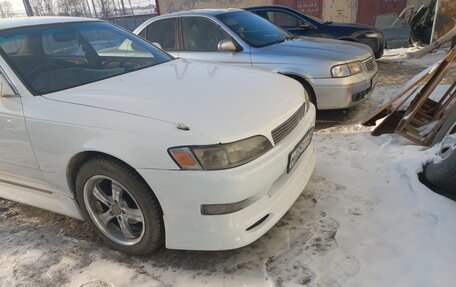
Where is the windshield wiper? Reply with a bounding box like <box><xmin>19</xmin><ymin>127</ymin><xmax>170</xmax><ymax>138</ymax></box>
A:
<box><xmin>323</xmin><ymin>21</ymin><xmax>333</xmax><ymax>24</ymax></box>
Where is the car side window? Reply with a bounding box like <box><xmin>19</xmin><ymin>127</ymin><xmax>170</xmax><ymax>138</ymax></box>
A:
<box><xmin>266</xmin><ymin>11</ymin><xmax>301</xmax><ymax>29</ymax></box>
<box><xmin>145</xmin><ymin>18</ymin><xmax>177</xmax><ymax>50</ymax></box>
<box><xmin>182</xmin><ymin>17</ymin><xmax>230</xmax><ymax>51</ymax></box>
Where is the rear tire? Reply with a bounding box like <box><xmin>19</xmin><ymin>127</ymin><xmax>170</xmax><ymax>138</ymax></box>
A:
<box><xmin>424</xmin><ymin>113</ymin><xmax>456</xmax><ymax>193</ymax></box>
<box><xmin>75</xmin><ymin>156</ymin><xmax>164</xmax><ymax>255</ymax></box>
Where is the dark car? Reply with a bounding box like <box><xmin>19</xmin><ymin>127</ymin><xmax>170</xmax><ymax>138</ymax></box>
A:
<box><xmin>246</xmin><ymin>6</ymin><xmax>385</xmax><ymax>59</ymax></box>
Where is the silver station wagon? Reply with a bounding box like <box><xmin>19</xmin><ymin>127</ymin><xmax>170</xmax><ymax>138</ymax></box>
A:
<box><xmin>134</xmin><ymin>9</ymin><xmax>379</xmax><ymax>110</ymax></box>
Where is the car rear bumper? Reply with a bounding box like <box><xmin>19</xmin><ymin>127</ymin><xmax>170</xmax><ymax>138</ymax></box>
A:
<box><xmin>310</xmin><ymin>68</ymin><xmax>378</xmax><ymax>110</ymax></box>
<box><xmin>137</xmin><ymin>105</ymin><xmax>317</xmax><ymax>250</ymax></box>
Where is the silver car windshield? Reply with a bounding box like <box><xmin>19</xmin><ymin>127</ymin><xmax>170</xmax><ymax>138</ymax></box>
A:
<box><xmin>0</xmin><ymin>21</ymin><xmax>172</xmax><ymax>95</ymax></box>
<box><xmin>216</xmin><ymin>11</ymin><xmax>292</xmax><ymax>48</ymax></box>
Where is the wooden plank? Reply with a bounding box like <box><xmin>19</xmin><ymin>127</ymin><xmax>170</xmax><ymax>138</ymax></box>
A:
<box><xmin>395</xmin><ymin>48</ymin><xmax>456</xmax><ymax>146</ymax></box>
<box><xmin>361</xmin><ymin>62</ymin><xmax>438</xmax><ymax>126</ymax></box>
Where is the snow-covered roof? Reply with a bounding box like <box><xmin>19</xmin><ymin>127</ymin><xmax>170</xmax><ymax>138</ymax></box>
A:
<box><xmin>0</xmin><ymin>17</ymin><xmax>101</xmax><ymax>30</ymax></box>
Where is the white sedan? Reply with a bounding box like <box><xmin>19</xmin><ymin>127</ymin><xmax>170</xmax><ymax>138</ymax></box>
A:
<box><xmin>0</xmin><ymin>17</ymin><xmax>316</xmax><ymax>254</ymax></box>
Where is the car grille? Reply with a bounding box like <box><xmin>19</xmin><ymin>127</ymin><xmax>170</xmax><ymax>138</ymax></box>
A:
<box><xmin>271</xmin><ymin>103</ymin><xmax>306</xmax><ymax>145</ymax></box>
<box><xmin>364</xmin><ymin>57</ymin><xmax>376</xmax><ymax>72</ymax></box>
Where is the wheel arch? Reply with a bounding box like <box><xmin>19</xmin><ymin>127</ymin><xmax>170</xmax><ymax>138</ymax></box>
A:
<box><xmin>280</xmin><ymin>72</ymin><xmax>317</xmax><ymax>108</ymax></box>
<box><xmin>66</xmin><ymin>151</ymin><xmax>163</xmax><ymax>215</ymax></box>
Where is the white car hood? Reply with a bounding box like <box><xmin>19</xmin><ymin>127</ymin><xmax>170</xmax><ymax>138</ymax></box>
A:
<box><xmin>44</xmin><ymin>59</ymin><xmax>305</xmax><ymax>142</ymax></box>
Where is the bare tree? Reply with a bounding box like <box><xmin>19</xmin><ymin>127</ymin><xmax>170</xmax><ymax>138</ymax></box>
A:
<box><xmin>43</xmin><ymin>0</ymin><xmax>54</xmax><ymax>15</ymax></box>
<box><xmin>96</xmin><ymin>0</ymin><xmax>115</xmax><ymax>18</ymax></box>
<box><xmin>30</xmin><ymin>0</ymin><xmax>54</xmax><ymax>16</ymax></box>
<box><xmin>57</xmin><ymin>0</ymin><xmax>90</xmax><ymax>17</ymax></box>
<box><xmin>0</xmin><ymin>1</ymin><xmax>13</xmax><ymax>18</ymax></box>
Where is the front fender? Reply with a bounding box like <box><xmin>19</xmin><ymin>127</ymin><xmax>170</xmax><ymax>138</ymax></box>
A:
<box><xmin>22</xmin><ymin>96</ymin><xmax>217</xmax><ymax>198</ymax></box>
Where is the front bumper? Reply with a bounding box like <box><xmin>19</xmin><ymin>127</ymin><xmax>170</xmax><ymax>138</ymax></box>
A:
<box><xmin>309</xmin><ymin>67</ymin><xmax>378</xmax><ymax>110</ymax></box>
<box><xmin>137</xmin><ymin>105</ymin><xmax>317</xmax><ymax>250</ymax></box>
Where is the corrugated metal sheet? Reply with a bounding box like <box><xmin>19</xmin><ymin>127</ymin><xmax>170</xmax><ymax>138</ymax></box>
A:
<box><xmin>357</xmin><ymin>0</ymin><xmax>407</xmax><ymax>25</ymax></box>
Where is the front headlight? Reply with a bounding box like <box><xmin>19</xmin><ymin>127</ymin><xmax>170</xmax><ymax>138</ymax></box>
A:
<box><xmin>331</xmin><ymin>64</ymin><xmax>350</xmax><ymax>78</ymax></box>
<box><xmin>331</xmin><ymin>61</ymin><xmax>364</xmax><ymax>78</ymax></box>
<box><xmin>347</xmin><ymin>62</ymin><xmax>363</xmax><ymax>75</ymax></box>
<box><xmin>169</xmin><ymin>136</ymin><xmax>273</xmax><ymax>170</ymax></box>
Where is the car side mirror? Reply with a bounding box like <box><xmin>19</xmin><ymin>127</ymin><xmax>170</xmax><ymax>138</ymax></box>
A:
<box><xmin>218</xmin><ymin>39</ymin><xmax>237</xmax><ymax>52</ymax></box>
<box><xmin>299</xmin><ymin>22</ymin><xmax>312</xmax><ymax>29</ymax></box>
<box><xmin>152</xmin><ymin>42</ymin><xmax>163</xmax><ymax>50</ymax></box>
<box><xmin>0</xmin><ymin>74</ymin><xmax>16</xmax><ymax>98</ymax></box>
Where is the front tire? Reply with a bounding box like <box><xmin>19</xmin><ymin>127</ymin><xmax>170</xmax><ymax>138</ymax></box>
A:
<box><xmin>75</xmin><ymin>157</ymin><xmax>164</xmax><ymax>255</ymax></box>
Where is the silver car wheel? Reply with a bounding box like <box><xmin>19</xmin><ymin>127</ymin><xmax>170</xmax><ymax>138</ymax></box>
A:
<box><xmin>439</xmin><ymin>121</ymin><xmax>456</xmax><ymax>160</ymax></box>
<box><xmin>83</xmin><ymin>175</ymin><xmax>145</xmax><ymax>246</ymax></box>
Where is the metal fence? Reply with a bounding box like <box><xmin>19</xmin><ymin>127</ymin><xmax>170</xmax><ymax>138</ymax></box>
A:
<box><xmin>107</xmin><ymin>13</ymin><xmax>157</xmax><ymax>31</ymax></box>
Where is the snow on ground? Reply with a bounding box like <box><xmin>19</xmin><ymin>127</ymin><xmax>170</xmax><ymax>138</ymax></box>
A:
<box><xmin>0</xmin><ymin>48</ymin><xmax>455</xmax><ymax>287</ymax></box>
<box><xmin>381</xmin><ymin>47</ymin><xmax>448</xmax><ymax>67</ymax></box>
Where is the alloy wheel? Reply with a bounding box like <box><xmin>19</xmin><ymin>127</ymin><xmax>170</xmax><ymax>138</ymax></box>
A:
<box><xmin>83</xmin><ymin>175</ymin><xmax>145</xmax><ymax>246</ymax></box>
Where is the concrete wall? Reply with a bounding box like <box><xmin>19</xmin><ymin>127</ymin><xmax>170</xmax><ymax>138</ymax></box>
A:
<box><xmin>322</xmin><ymin>0</ymin><xmax>357</xmax><ymax>23</ymax></box>
<box><xmin>275</xmin><ymin>0</ymin><xmax>323</xmax><ymax>18</ymax></box>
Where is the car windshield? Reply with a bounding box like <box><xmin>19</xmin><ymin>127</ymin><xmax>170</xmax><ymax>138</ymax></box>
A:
<box><xmin>0</xmin><ymin>21</ymin><xmax>172</xmax><ymax>95</ymax></box>
<box><xmin>216</xmin><ymin>11</ymin><xmax>291</xmax><ymax>48</ymax></box>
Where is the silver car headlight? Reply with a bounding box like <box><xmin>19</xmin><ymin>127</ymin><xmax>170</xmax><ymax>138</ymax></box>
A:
<box><xmin>331</xmin><ymin>61</ymin><xmax>364</xmax><ymax>78</ymax></box>
<box><xmin>347</xmin><ymin>62</ymin><xmax>363</xmax><ymax>75</ymax></box>
<box><xmin>169</xmin><ymin>136</ymin><xmax>273</xmax><ymax>170</ymax></box>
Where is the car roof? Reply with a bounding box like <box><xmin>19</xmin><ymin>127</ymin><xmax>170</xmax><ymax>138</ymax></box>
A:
<box><xmin>245</xmin><ymin>5</ymin><xmax>293</xmax><ymax>11</ymax></box>
<box><xmin>0</xmin><ymin>17</ymin><xmax>101</xmax><ymax>30</ymax></box>
<box><xmin>162</xmin><ymin>8</ymin><xmax>245</xmax><ymax>17</ymax></box>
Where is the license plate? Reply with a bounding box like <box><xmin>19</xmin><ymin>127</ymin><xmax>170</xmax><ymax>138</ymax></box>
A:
<box><xmin>287</xmin><ymin>129</ymin><xmax>313</xmax><ymax>173</ymax></box>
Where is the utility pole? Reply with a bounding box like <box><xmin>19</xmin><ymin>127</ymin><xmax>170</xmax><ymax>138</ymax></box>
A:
<box><xmin>120</xmin><ymin>0</ymin><xmax>126</xmax><ymax>15</ymax></box>
<box><xmin>22</xmin><ymin>0</ymin><xmax>33</xmax><ymax>16</ymax></box>
<box><xmin>91</xmin><ymin>0</ymin><xmax>98</xmax><ymax>17</ymax></box>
